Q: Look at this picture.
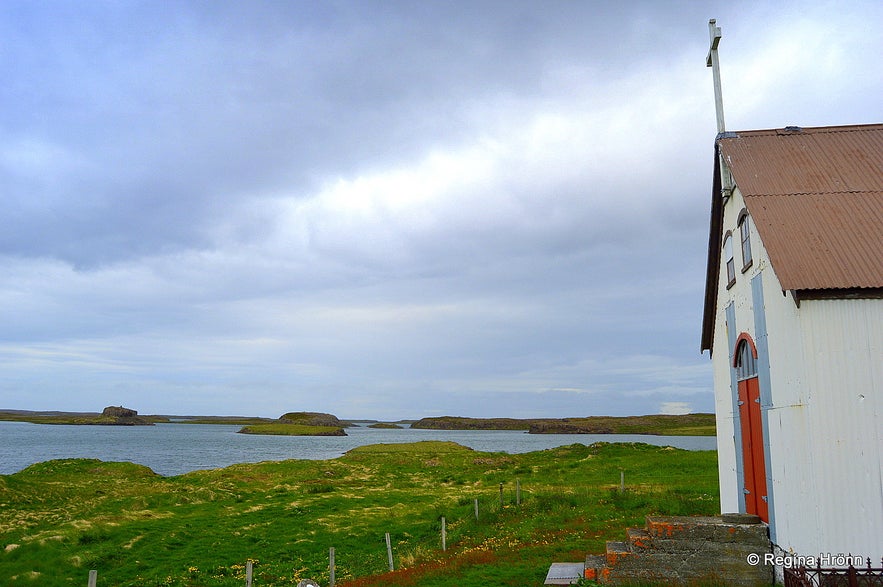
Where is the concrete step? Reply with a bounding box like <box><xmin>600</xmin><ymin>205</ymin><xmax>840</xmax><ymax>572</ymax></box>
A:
<box><xmin>605</xmin><ymin>540</ymin><xmax>633</xmax><ymax>566</ymax></box>
<box><xmin>543</xmin><ymin>562</ymin><xmax>585</xmax><ymax>585</ymax></box>
<box><xmin>626</xmin><ymin>527</ymin><xmax>652</xmax><ymax>552</ymax></box>
<box><xmin>645</xmin><ymin>515</ymin><xmax>718</xmax><ymax>539</ymax></box>
<box><xmin>578</xmin><ymin>515</ymin><xmax>772</xmax><ymax>585</ymax></box>
<box><xmin>584</xmin><ymin>554</ymin><xmax>605</xmax><ymax>581</ymax></box>
<box><xmin>645</xmin><ymin>515</ymin><xmax>767</xmax><ymax>545</ymax></box>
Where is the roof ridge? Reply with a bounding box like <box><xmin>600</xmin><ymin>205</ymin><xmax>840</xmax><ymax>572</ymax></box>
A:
<box><xmin>744</xmin><ymin>190</ymin><xmax>882</xmax><ymax>197</ymax></box>
<box><xmin>803</xmin><ymin>124</ymin><xmax>883</xmax><ymax>134</ymax></box>
<box><xmin>727</xmin><ymin>123</ymin><xmax>883</xmax><ymax>136</ymax></box>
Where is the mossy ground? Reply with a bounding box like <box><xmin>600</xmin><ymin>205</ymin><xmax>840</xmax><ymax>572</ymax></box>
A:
<box><xmin>0</xmin><ymin>441</ymin><xmax>719</xmax><ymax>586</ymax></box>
<box><xmin>237</xmin><ymin>424</ymin><xmax>347</xmax><ymax>436</ymax></box>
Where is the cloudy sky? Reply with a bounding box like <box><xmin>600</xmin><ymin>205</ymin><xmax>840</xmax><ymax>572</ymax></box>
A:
<box><xmin>1</xmin><ymin>1</ymin><xmax>880</xmax><ymax>419</ymax></box>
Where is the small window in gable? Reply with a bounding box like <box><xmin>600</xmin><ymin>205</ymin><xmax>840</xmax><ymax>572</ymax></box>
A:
<box><xmin>724</xmin><ymin>231</ymin><xmax>735</xmax><ymax>289</ymax></box>
<box><xmin>738</xmin><ymin>210</ymin><xmax>753</xmax><ymax>271</ymax></box>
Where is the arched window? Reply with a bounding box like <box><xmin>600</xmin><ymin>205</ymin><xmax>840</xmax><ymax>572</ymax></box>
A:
<box><xmin>734</xmin><ymin>337</ymin><xmax>758</xmax><ymax>381</ymax></box>
<box><xmin>738</xmin><ymin>210</ymin><xmax>753</xmax><ymax>271</ymax></box>
<box><xmin>723</xmin><ymin>231</ymin><xmax>735</xmax><ymax>289</ymax></box>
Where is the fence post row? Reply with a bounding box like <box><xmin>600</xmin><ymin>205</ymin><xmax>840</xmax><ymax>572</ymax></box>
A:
<box><xmin>85</xmin><ymin>481</ymin><xmax>531</xmax><ymax>585</ymax></box>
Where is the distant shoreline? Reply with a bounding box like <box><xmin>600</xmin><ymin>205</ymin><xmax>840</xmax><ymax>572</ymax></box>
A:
<box><xmin>0</xmin><ymin>410</ymin><xmax>271</xmax><ymax>427</ymax></box>
<box><xmin>0</xmin><ymin>410</ymin><xmax>715</xmax><ymax>436</ymax></box>
<box><xmin>411</xmin><ymin>414</ymin><xmax>716</xmax><ymax>436</ymax></box>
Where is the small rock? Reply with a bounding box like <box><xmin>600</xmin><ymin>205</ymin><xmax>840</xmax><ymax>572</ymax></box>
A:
<box><xmin>102</xmin><ymin>406</ymin><xmax>138</xmax><ymax>418</ymax></box>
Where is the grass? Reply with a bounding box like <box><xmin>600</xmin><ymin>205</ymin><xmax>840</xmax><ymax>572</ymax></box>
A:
<box><xmin>0</xmin><ymin>441</ymin><xmax>719</xmax><ymax>586</ymax></box>
<box><xmin>237</xmin><ymin>424</ymin><xmax>347</xmax><ymax>436</ymax></box>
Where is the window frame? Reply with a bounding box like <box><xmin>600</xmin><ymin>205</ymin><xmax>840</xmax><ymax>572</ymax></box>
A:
<box><xmin>723</xmin><ymin>231</ymin><xmax>736</xmax><ymax>289</ymax></box>
<box><xmin>738</xmin><ymin>210</ymin><xmax>753</xmax><ymax>273</ymax></box>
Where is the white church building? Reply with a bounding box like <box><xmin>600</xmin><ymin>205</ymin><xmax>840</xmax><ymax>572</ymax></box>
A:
<box><xmin>700</xmin><ymin>122</ymin><xmax>883</xmax><ymax>563</ymax></box>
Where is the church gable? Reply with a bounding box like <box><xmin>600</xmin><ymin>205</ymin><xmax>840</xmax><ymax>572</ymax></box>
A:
<box><xmin>701</xmin><ymin>123</ymin><xmax>883</xmax><ymax>353</ymax></box>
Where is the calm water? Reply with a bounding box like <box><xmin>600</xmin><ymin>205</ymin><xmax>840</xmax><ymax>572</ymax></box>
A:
<box><xmin>0</xmin><ymin>421</ymin><xmax>716</xmax><ymax>476</ymax></box>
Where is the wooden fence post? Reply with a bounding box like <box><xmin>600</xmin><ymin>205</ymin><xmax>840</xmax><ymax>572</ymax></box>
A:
<box><xmin>516</xmin><ymin>478</ymin><xmax>521</xmax><ymax>506</ymax></box>
<box><xmin>441</xmin><ymin>516</ymin><xmax>447</xmax><ymax>551</ymax></box>
<box><xmin>245</xmin><ymin>560</ymin><xmax>253</xmax><ymax>587</ymax></box>
<box><xmin>385</xmin><ymin>532</ymin><xmax>394</xmax><ymax>571</ymax></box>
<box><xmin>87</xmin><ymin>570</ymin><xmax>97</xmax><ymax>587</ymax></box>
<box><xmin>620</xmin><ymin>470</ymin><xmax>625</xmax><ymax>493</ymax></box>
<box><xmin>329</xmin><ymin>547</ymin><xmax>335</xmax><ymax>587</ymax></box>
<box><xmin>499</xmin><ymin>482</ymin><xmax>504</xmax><ymax>509</ymax></box>
<box><xmin>474</xmin><ymin>498</ymin><xmax>479</xmax><ymax>520</ymax></box>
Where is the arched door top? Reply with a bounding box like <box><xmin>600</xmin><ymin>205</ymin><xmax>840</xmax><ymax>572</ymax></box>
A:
<box><xmin>733</xmin><ymin>333</ymin><xmax>758</xmax><ymax>381</ymax></box>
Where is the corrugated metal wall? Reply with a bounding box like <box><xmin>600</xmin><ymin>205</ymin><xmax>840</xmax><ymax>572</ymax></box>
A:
<box><xmin>798</xmin><ymin>299</ymin><xmax>883</xmax><ymax>556</ymax></box>
<box><xmin>712</xmin><ymin>184</ymin><xmax>883</xmax><ymax>559</ymax></box>
<box><xmin>751</xmin><ymin>274</ymin><xmax>883</xmax><ymax>558</ymax></box>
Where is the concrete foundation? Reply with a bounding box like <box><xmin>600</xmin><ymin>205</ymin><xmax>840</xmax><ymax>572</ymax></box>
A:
<box><xmin>578</xmin><ymin>515</ymin><xmax>774</xmax><ymax>586</ymax></box>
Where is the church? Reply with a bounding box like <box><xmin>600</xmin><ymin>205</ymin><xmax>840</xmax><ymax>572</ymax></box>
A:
<box><xmin>701</xmin><ymin>121</ymin><xmax>883</xmax><ymax>562</ymax></box>
<box><xmin>546</xmin><ymin>22</ymin><xmax>882</xmax><ymax>586</ymax></box>
<box><xmin>700</xmin><ymin>18</ymin><xmax>882</xmax><ymax>567</ymax></box>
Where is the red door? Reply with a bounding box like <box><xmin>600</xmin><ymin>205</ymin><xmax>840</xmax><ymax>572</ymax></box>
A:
<box><xmin>738</xmin><ymin>375</ymin><xmax>768</xmax><ymax>522</ymax></box>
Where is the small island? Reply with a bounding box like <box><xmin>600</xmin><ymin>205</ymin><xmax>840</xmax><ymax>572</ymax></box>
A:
<box><xmin>367</xmin><ymin>422</ymin><xmax>403</xmax><ymax>429</ymax></box>
<box><xmin>94</xmin><ymin>406</ymin><xmax>155</xmax><ymax>426</ymax></box>
<box><xmin>237</xmin><ymin>412</ymin><xmax>348</xmax><ymax>436</ymax></box>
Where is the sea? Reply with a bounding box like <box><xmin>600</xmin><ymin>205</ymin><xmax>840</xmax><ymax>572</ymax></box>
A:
<box><xmin>0</xmin><ymin>421</ymin><xmax>716</xmax><ymax>477</ymax></box>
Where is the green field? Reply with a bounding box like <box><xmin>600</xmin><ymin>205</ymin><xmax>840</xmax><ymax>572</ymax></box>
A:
<box><xmin>0</xmin><ymin>441</ymin><xmax>719</xmax><ymax>586</ymax></box>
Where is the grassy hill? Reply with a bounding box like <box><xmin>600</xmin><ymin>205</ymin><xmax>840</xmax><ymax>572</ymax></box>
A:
<box><xmin>0</xmin><ymin>441</ymin><xmax>718</xmax><ymax>586</ymax></box>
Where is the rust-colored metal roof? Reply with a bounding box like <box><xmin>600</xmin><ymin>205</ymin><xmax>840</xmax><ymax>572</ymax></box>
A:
<box><xmin>719</xmin><ymin>124</ymin><xmax>883</xmax><ymax>291</ymax></box>
<box><xmin>701</xmin><ymin>123</ymin><xmax>883</xmax><ymax>353</ymax></box>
